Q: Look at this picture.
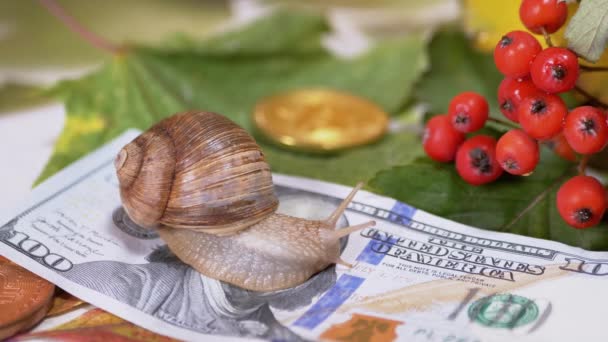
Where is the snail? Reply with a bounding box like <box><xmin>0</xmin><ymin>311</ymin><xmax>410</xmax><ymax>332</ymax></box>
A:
<box><xmin>114</xmin><ymin>111</ymin><xmax>375</xmax><ymax>292</ymax></box>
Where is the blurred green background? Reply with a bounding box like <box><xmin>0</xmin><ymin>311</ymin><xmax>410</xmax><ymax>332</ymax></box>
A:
<box><xmin>0</xmin><ymin>0</ymin><xmax>230</xmax><ymax>68</ymax></box>
<box><xmin>0</xmin><ymin>0</ymin><xmax>456</xmax><ymax>69</ymax></box>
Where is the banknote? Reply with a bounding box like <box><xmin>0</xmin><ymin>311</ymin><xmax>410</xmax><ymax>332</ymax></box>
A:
<box><xmin>2</xmin><ymin>130</ymin><xmax>608</xmax><ymax>341</ymax></box>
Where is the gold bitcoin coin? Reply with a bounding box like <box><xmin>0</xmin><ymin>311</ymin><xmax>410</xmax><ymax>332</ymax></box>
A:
<box><xmin>253</xmin><ymin>89</ymin><xmax>389</xmax><ymax>152</ymax></box>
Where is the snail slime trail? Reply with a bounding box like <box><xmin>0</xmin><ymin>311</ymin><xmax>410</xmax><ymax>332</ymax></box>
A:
<box><xmin>115</xmin><ymin>111</ymin><xmax>375</xmax><ymax>292</ymax></box>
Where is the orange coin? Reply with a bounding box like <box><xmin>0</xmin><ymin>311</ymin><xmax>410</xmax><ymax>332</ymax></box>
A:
<box><xmin>0</xmin><ymin>263</ymin><xmax>55</xmax><ymax>339</ymax></box>
<box><xmin>0</xmin><ymin>297</ymin><xmax>53</xmax><ymax>339</ymax></box>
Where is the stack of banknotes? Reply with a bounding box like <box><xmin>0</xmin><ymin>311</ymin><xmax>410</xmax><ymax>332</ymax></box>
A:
<box><xmin>1</xmin><ymin>130</ymin><xmax>607</xmax><ymax>341</ymax></box>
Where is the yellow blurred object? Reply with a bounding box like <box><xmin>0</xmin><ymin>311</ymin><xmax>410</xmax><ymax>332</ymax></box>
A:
<box><xmin>46</xmin><ymin>291</ymin><xmax>86</xmax><ymax>318</ymax></box>
<box><xmin>253</xmin><ymin>89</ymin><xmax>389</xmax><ymax>152</ymax></box>
<box><xmin>578</xmin><ymin>52</ymin><xmax>608</xmax><ymax>105</ymax></box>
<box><xmin>463</xmin><ymin>1</ymin><xmax>608</xmax><ymax>104</ymax></box>
<box><xmin>463</xmin><ymin>0</ymin><xmax>577</xmax><ymax>51</ymax></box>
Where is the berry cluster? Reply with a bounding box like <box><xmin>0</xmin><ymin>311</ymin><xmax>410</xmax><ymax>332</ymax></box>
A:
<box><xmin>423</xmin><ymin>0</ymin><xmax>608</xmax><ymax>229</ymax></box>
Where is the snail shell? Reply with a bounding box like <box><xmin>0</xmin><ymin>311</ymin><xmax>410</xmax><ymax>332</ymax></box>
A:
<box><xmin>115</xmin><ymin>111</ymin><xmax>278</xmax><ymax>235</ymax></box>
<box><xmin>115</xmin><ymin>111</ymin><xmax>375</xmax><ymax>291</ymax></box>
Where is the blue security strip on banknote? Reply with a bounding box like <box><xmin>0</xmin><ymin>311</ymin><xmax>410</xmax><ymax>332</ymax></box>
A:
<box><xmin>356</xmin><ymin>201</ymin><xmax>417</xmax><ymax>265</ymax></box>
<box><xmin>292</xmin><ymin>202</ymin><xmax>416</xmax><ymax>331</ymax></box>
<box><xmin>3</xmin><ymin>130</ymin><xmax>608</xmax><ymax>342</ymax></box>
<box><xmin>292</xmin><ymin>274</ymin><xmax>365</xmax><ymax>330</ymax></box>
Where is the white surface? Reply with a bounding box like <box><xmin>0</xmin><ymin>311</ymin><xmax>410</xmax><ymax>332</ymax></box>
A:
<box><xmin>0</xmin><ymin>102</ymin><xmax>65</xmax><ymax>217</ymax></box>
<box><xmin>0</xmin><ymin>66</ymin><xmax>96</xmax><ymax>86</ymax></box>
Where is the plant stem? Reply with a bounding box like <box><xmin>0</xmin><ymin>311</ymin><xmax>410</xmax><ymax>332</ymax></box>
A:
<box><xmin>488</xmin><ymin>117</ymin><xmax>519</xmax><ymax>129</ymax></box>
<box><xmin>574</xmin><ymin>85</ymin><xmax>608</xmax><ymax>109</ymax></box>
<box><xmin>540</xmin><ymin>27</ymin><xmax>553</xmax><ymax>47</ymax></box>
<box><xmin>578</xmin><ymin>155</ymin><xmax>589</xmax><ymax>175</ymax></box>
<box><xmin>38</xmin><ymin>0</ymin><xmax>122</xmax><ymax>54</ymax></box>
<box><xmin>580</xmin><ymin>65</ymin><xmax>608</xmax><ymax>72</ymax></box>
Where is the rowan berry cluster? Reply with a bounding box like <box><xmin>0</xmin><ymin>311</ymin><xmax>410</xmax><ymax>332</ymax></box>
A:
<box><xmin>423</xmin><ymin>0</ymin><xmax>608</xmax><ymax>229</ymax></box>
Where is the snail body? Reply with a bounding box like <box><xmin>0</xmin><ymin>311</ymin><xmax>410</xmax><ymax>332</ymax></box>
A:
<box><xmin>115</xmin><ymin>111</ymin><xmax>374</xmax><ymax>291</ymax></box>
<box><xmin>159</xmin><ymin>210</ymin><xmax>370</xmax><ymax>291</ymax></box>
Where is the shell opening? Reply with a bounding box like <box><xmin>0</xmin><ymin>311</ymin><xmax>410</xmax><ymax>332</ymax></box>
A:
<box><xmin>115</xmin><ymin>132</ymin><xmax>174</xmax><ymax>228</ymax></box>
<box><xmin>114</xmin><ymin>149</ymin><xmax>128</xmax><ymax>171</ymax></box>
<box><xmin>115</xmin><ymin>142</ymin><xmax>143</xmax><ymax>189</ymax></box>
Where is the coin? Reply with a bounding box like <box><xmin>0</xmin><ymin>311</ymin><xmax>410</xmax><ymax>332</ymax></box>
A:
<box><xmin>0</xmin><ymin>297</ymin><xmax>53</xmax><ymax>340</ymax></box>
<box><xmin>253</xmin><ymin>89</ymin><xmax>389</xmax><ymax>152</ymax></box>
<box><xmin>0</xmin><ymin>263</ymin><xmax>55</xmax><ymax>339</ymax></box>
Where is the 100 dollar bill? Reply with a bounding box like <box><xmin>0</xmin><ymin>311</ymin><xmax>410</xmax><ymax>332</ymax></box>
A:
<box><xmin>1</xmin><ymin>130</ymin><xmax>607</xmax><ymax>342</ymax></box>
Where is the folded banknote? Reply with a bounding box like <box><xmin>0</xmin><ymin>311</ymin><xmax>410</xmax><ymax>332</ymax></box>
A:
<box><xmin>1</xmin><ymin>130</ymin><xmax>608</xmax><ymax>341</ymax></box>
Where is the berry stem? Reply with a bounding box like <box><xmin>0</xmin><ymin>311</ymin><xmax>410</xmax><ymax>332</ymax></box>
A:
<box><xmin>540</xmin><ymin>27</ymin><xmax>553</xmax><ymax>47</ymax></box>
<box><xmin>38</xmin><ymin>0</ymin><xmax>122</xmax><ymax>54</ymax></box>
<box><xmin>580</xmin><ymin>65</ymin><xmax>608</xmax><ymax>72</ymax></box>
<box><xmin>487</xmin><ymin>117</ymin><xmax>519</xmax><ymax>129</ymax></box>
<box><xmin>578</xmin><ymin>155</ymin><xmax>589</xmax><ymax>175</ymax></box>
<box><xmin>574</xmin><ymin>85</ymin><xmax>608</xmax><ymax>109</ymax></box>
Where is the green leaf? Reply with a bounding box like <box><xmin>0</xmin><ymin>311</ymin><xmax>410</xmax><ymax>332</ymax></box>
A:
<box><xmin>194</xmin><ymin>11</ymin><xmax>328</xmax><ymax>55</ymax></box>
<box><xmin>415</xmin><ymin>30</ymin><xmax>508</xmax><ymax>130</ymax></box>
<box><xmin>369</xmin><ymin>149</ymin><xmax>608</xmax><ymax>251</ymax></box>
<box><xmin>264</xmin><ymin>127</ymin><xmax>422</xmax><ymax>186</ymax></box>
<box><xmin>0</xmin><ymin>0</ymin><xmax>229</xmax><ymax>68</ymax></box>
<box><xmin>565</xmin><ymin>0</ymin><xmax>608</xmax><ymax>63</ymax></box>
<box><xmin>38</xmin><ymin>10</ymin><xmax>428</xmax><ymax>186</ymax></box>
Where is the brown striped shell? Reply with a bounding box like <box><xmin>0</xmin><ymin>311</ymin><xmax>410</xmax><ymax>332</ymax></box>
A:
<box><xmin>114</xmin><ymin>111</ymin><xmax>278</xmax><ymax>236</ymax></box>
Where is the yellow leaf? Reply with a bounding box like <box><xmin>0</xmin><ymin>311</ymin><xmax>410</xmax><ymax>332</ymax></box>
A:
<box><xmin>463</xmin><ymin>0</ymin><xmax>576</xmax><ymax>51</ymax></box>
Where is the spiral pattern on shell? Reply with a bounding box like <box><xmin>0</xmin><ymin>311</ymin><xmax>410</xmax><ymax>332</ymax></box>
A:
<box><xmin>115</xmin><ymin>111</ymin><xmax>278</xmax><ymax>235</ymax></box>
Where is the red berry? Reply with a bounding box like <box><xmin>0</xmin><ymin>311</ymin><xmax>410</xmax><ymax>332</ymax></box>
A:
<box><xmin>496</xmin><ymin>129</ymin><xmax>539</xmax><ymax>175</ymax></box>
<box><xmin>546</xmin><ymin>133</ymin><xmax>577</xmax><ymax>162</ymax></box>
<box><xmin>519</xmin><ymin>93</ymin><xmax>567</xmax><ymax>140</ymax></box>
<box><xmin>423</xmin><ymin>115</ymin><xmax>465</xmax><ymax>162</ymax></box>
<box><xmin>557</xmin><ymin>175</ymin><xmax>607</xmax><ymax>229</ymax></box>
<box><xmin>448</xmin><ymin>92</ymin><xmax>489</xmax><ymax>133</ymax></box>
<box><xmin>530</xmin><ymin>47</ymin><xmax>579</xmax><ymax>93</ymax></box>
<box><xmin>563</xmin><ymin>106</ymin><xmax>608</xmax><ymax>154</ymax></box>
<box><xmin>455</xmin><ymin>135</ymin><xmax>503</xmax><ymax>185</ymax></box>
<box><xmin>497</xmin><ymin>77</ymin><xmax>541</xmax><ymax>123</ymax></box>
<box><xmin>519</xmin><ymin>0</ymin><xmax>568</xmax><ymax>34</ymax></box>
<box><xmin>494</xmin><ymin>31</ymin><xmax>542</xmax><ymax>78</ymax></box>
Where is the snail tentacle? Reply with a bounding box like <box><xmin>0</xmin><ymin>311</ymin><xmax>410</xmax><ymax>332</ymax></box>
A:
<box><xmin>334</xmin><ymin>257</ymin><xmax>353</xmax><ymax>268</ymax></box>
<box><xmin>324</xmin><ymin>182</ymin><xmax>364</xmax><ymax>227</ymax></box>
<box><xmin>326</xmin><ymin>220</ymin><xmax>376</xmax><ymax>242</ymax></box>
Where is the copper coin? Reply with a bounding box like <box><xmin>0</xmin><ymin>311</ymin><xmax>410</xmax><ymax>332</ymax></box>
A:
<box><xmin>0</xmin><ymin>263</ymin><xmax>55</xmax><ymax>339</ymax></box>
<box><xmin>0</xmin><ymin>296</ymin><xmax>53</xmax><ymax>339</ymax></box>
